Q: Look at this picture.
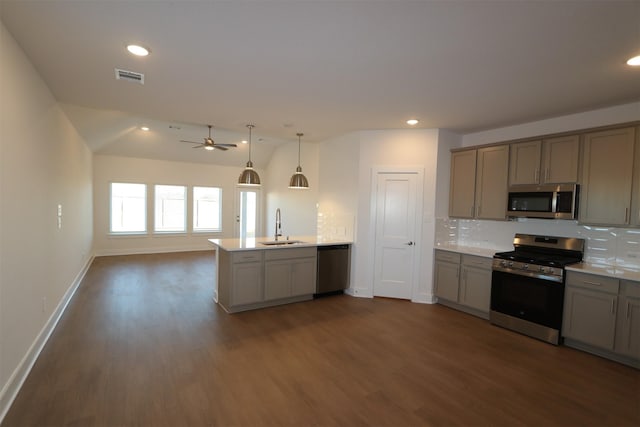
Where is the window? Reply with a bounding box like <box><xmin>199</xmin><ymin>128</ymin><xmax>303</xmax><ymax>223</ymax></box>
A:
<box><xmin>193</xmin><ymin>186</ymin><xmax>222</xmax><ymax>232</ymax></box>
<box><xmin>110</xmin><ymin>183</ymin><xmax>146</xmax><ymax>233</ymax></box>
<box><xmin>154</xmin><ymin>185</ymin><xmax>186</xmax><ymax>232</ymax></box>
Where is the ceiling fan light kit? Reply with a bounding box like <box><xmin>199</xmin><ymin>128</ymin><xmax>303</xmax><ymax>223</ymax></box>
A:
<box><xmin>289</xmin><ymin>132</ymin><xmax>309</xmax><ymax>189</ymax></box>
<box><xmin>180</xmin><ymin>125</ymin><xmax>237</xmax><ymax>151</ymax></box>
<box><xmin>238</xmin><ymin>124</ymin><xmax>261</xmax><ymax>187</ymax></box>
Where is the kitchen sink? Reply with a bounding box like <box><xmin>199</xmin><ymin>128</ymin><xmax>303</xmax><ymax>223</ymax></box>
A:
<box><xmin>260</xmin><ymin>240</ymin><xmax>304</xmax><ymax>246</ymax></box>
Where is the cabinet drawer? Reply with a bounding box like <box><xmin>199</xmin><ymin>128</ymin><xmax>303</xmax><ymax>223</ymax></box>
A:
<box><xmin>265</xmin><ymin>246</ymin><xmax>317</xmax><ymax>261</ymax></box>
<box><xmin>621</xmin><ymin>280</ymin><xmax>640</xmax><ymax>299</ymax></box>
<box><xmin>435</xmin><ymin>250</ymin><xmax>461</xmax><ymax>264</ymax></box>
<box><xmin>461</xmin><ymin>254</ymin><xmax>492</xmax><ymax>269</ymax></box>
<box><xmin>566</xmin><ymin>271</ymin><xmax>619</xmax><ymax>294</ymax></box>
<box><xmin>232</xmin><ymin>250</ymin><xmax>263</xmax><ymax>263</ymax></box>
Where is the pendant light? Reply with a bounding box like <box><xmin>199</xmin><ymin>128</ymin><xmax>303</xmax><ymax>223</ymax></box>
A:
<box><xmin>238</xmin><ymin>124</ymin><xmax>261</xmax><ymax>186</ymax></box>
<box><xmin>289</xmin><ymin>132</ymin><xmax>309</xmax><ymax>189</ymax></box>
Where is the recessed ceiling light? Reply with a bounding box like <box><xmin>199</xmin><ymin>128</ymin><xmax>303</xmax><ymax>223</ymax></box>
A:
<box><xmin>127</xmin><ymin>44</ymin><xmax>150</xmax><ymax>57</ymax></box>
<box><xmin>140</xmin><ymin>126</ymin><xmax>150</xmax><ymax>131</ymax></box>
<box><xmin>627</xmin><ymin>55</ymin><xmax>640</xmax><ymax>66</ymax></box>
<box><xmin>241</xmin><ymin>140</ymin><xmax>248</xmax><ymax>144</ymax></box>
<box><xmin>406</xmin><ymin>119</ymin><xmax>419</xmax><ymax>126</ymax></box>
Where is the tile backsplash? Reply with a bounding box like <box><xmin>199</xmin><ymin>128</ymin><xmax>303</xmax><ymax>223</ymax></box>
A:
<box><xmin>435</xmin><ymin>217</ymin><xmax>640</xmax><ymax>270</ymax></box>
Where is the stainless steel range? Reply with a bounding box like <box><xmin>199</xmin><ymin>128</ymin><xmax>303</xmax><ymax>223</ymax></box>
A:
<box><xmin>490</xmin><ymin>233</ymin><xmax>585</xmax><ymax>345</ymax></box>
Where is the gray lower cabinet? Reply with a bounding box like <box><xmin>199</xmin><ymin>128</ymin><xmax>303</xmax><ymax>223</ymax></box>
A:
<box><xmin>434</xmin><ymin>250</ymin><xmax>460</xmax><ymax>301</ymax></box>
<box><xmin>460</xmin><ymin>258</ymin><xmax>492</xmax><ymax>313</ymax></box>
<box><xmin>217</xmin><ymin>246</ymin><xmax>317</xmax><ymax>313</ymax></box>
<box><xmin>264</xmin><ymin>247</ymin><xmax>317</xmax><ymax>301</ymax></box>
<box><xmin>434</xmin><ymin>250</ymin><xmax>492</xmax><ymax>318</ymax></box>
<box><xmin>230</xmin><ymin>251</ymin><xmax>264</xmax><ymax>306</ymax></box>
<box><xmin>563</xmin><ymin>271</ymin><xmax>639</xmax><ymax>367</ymax></box>
<box><xmin>615</xmin><ymin>281</ymin><xmax>640</xmax><ymax>359</ymax></box>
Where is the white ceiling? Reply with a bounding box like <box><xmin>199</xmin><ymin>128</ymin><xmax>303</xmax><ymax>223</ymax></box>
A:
<box><xmin>1</xmin><ymin>1</ymin><xmax>639</xmax><ymax>167</ymax></box>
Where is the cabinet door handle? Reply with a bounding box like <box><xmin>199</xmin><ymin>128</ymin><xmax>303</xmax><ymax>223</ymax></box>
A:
<box><xmin>625</xmin><ymin>208</ymin><xmax>630</xmax><ymax>223</ymax></box>
<box><xmin>545</xmin><ymin>168</ymin><xmax>550</xmax><ymax>182</ymax></box>
<box><xmin>534</xmin><ymin>168</ymin><xmax>539</xmax><ymax>183</ymax></box>
<box><xmin>470</xmin><ymin>206</ymin><xmax>475</xmax><ymax>217</ymax></box>
<box><xmin>611</xmin><ymin>299</ymin><xmax>616</xmax><ymax>315</ymax></box>
<box><xmin>583</xmin><ymin>280</ymin><xmax>602</xmax><ymax>286</ymax></box>
<box><xmin>477</xmin><ymin>206</ymin><xmax>481</xmax><ymax>217</ymax></box>
<box><xmin>626</xmin><ymin>301</ymin><xmax>631</xmax><ymax>319</ymax></box>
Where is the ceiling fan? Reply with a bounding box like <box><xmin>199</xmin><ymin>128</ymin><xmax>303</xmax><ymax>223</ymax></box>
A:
<box><xmin>180</xmin><ymin>125</ymin><xmax>237</xmax><ymax>151</ymax></box>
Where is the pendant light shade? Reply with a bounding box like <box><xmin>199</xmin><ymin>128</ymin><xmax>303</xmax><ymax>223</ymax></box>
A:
<box><xmin>289</xmin><ymin>133</ymin><xmax>309</xmax><ymax>189</ymax></box>
<box><xmin>238</xmin><ymin>124</ymin><xmax>261</xmax><ymax>186</ymax></box>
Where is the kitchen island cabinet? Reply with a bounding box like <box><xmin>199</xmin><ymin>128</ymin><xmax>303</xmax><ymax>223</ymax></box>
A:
<box><xmin>264</xmin><ymin>247</ymin><xmax>317</xmax><ymax>301</ymax></box>
<box><xmin>229</xmin><ymin>250</ymin><xmax>263</xmax><ymax>306</ymax></box>
<box><xmin>209</xmin><ymin>237</ymin><xmax>351</xmax><ymax>313</ymax></box>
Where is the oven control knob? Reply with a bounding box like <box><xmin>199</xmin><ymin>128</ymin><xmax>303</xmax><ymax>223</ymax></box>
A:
<box><xmin>523</xmin><ymin>264</ymin><xmax>529</xmax><ymax>270</ymax></box>
<box><xmin>539</xmin><ymin>266</ymin><xmax>547</xmax><ymax>273</ymax></box>
<box><xmin>501</xmin><ymin>260</ymin><xmax>508</xmax><ymax>267</ymax></box>
<box><xmin>508</xmin><ymin>261</ymin><xmax>514</xmax><ymax>268</ymax></box>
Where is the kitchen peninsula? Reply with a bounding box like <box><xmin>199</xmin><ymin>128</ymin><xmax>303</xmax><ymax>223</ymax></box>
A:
<box><xmin>209</xmin><ymin>237</ymin><xmax>352</xmax><ymax>313</ymax></box>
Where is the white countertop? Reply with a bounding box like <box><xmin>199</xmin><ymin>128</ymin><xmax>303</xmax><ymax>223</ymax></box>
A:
<box><xmin>434</xmin><ymin>243</ymin><xmax>509</xmax><ymax>259</ymax></box>
<box><xmin>566</xmin><ymin>262</ymin><xmax>640</xmax><ymax>282</ymax></box>
<box><xmin>208</xmin><ymin>235</ymin><xmax>353</xmax><ymax>251</ymax></box>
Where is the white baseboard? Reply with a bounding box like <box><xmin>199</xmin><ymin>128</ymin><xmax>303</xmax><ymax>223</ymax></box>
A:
<box><xmin>94</xmin><ymin>244</ymin><xmax>215</xmax><ymax>257</ymax></box>
<box><xmin>0</xmin><ymin>254</ymin><xmax>94</xmax><ymax>424</ymax></box>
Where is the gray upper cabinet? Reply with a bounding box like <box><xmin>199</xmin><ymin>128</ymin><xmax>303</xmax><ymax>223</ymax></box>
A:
<box><xmin>475</xmin><ymin>145</ymin><xmax>509</xmax><ymax>220</ymax></box>
<box><xmin>630</xmin><ymin>126</ymin><xmax>640</xmax><ymax>227</ymax></box>
<box><xmin>509</xmin><ymin>140</ymin><xmax>542</xmax><ymax>185</ymax></box>
<box><xmin>580</xmin><ymin>127</ymin><xmax>636</xmax><ymax>225</ymax></box>
<box><xmin>542</xmin><ymin>135</ymin><xmax>580</xmax><ymax>184</ymax></box>
<box><xmin>509</xmin><ymin>135</ymin><xmax>580</xmax><ymax>186</ymax></box>
<box><xmin>449</xmin><ymin>149</ymin><xmax>477</xmax><ymax>218</ymax></box>
<box><xmin>449</xmin><ymin>145</ymin><xmax>508</xmax><ymax>220</ymax></box>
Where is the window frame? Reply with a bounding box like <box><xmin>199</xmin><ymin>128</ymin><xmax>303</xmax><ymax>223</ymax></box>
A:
<box><xmin>109</xmin><ymin>182</ymin><xmax>148</xmax><ymax>235</ymax></box>
<box><xmin>192</xmin><ymin>186</ymin><xmax>223</xmax><ymax>233</ymax></box>
<box><xmin>153</xmin><ymin>184</ymin><xmax>187</xmax><ymax>234</ymax></box>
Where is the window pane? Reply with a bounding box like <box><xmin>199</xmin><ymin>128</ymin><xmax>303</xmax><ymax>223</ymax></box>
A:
<box><xmin>193</xmin><ymin>186</ymin><xmax>222</xmax><ymax>232</ymax></box>
<box><xmin>155</xmin><ymin>185</ymin><xmax>186</xmax><ymax>232</ymax></box>
<box><xmin>240</xmin><ymin>190</ymin><xmax>257</xmax><ymax>238</ymax></box>
<box><xmin>110</xmin><ymin>183</ymin><xmax>146</xmax><ymax>233</ymax></box>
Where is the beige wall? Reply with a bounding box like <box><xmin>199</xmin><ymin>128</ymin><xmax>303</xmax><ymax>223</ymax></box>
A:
<box><xmin>264</xmin><ymin>140</ymin><xmax>319</xmax><ymax>238</ymax></box>
<box><xmin>0</xmin><ymin>22</ymin><xmax>93</xmax><ymax>415</ymax></box>
<box><xmin>92</xmin><ymin>155</ymin><xmax>258</xmax><ymax>255</ymax></box>
<box><xmin>316</xmin><ymin>129</ymin><xmax>458</xmax><ymax>302</ymax></box>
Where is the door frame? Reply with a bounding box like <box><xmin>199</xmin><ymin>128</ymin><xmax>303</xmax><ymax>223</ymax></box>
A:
<box><xmin>369</xmin><ymin>166</ymin><xmax>425</xmax><ymax>301</ymax></box>
<box><xmin>234</xmin><ymin>186</ymin><xmax>263</xmax><ymax>238</ymax></box>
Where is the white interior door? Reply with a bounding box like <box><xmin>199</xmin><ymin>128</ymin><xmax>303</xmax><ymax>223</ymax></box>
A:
<box><xmin>373</xmin><ymin>172</ymin><xmax>420</xmax><ymax>299</ymax></box>
<box><xmin>235</xmin><ymin>188</ymin><xmax>261</xmax><ymax>238</ymax></box>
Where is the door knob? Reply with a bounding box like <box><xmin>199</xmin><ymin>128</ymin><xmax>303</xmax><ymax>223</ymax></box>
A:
<box><xmin>406</xmin><ymin>241</ymin><xmax>414</xmax><ymax>246</ymax></box>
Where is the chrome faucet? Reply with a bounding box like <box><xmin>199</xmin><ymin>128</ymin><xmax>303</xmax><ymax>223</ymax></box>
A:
<box><xmin>275</xmin><ymin>208</ymin><xmax>282</xmax><ymax>241</ymax></box>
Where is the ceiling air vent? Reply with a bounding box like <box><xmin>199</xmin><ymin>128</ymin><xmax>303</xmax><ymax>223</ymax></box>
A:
<box><xmin>115</xmin><ymin>68</ymin><xmax>144</xmax><ymax>84</ymax></box>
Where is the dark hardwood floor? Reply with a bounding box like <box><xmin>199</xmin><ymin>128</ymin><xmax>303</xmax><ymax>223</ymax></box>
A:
<box><xmin>3</xmin><ymin>251</ymin><xmax>639</xmax><ymax>427</ymax></box>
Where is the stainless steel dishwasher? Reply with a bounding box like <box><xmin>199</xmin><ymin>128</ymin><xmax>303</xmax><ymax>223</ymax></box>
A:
<box><xmin>315</xmin><ymin>244</ymin><xmax>351</xmax><ymax>297</ymax></box>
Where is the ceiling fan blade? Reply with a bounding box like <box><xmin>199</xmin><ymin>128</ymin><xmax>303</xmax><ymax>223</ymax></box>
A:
<box><xmin>213</xmin><ymin>145</ymin><xmax>229</xmax><ymax>151</ymax></box>
<box><xmin>217</xmin><ymin>143</ymin><xmax>238</xmax><ymax>148</ymax></box>
<box><xmin>192</xmin><ymin>145</ymin><xmax>204</xmax><ymax>149</ymax></box>
<box><xmin>180</xmin><ymin>139</ymin><xmax>201</xmax><ymax>144</ymax></box>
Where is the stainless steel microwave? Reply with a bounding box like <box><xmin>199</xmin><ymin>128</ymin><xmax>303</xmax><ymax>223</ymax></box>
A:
<box><xmin>507</xmin><ymin>184</ymin><xmax>578</xmax><ymax>219</ymax></box>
